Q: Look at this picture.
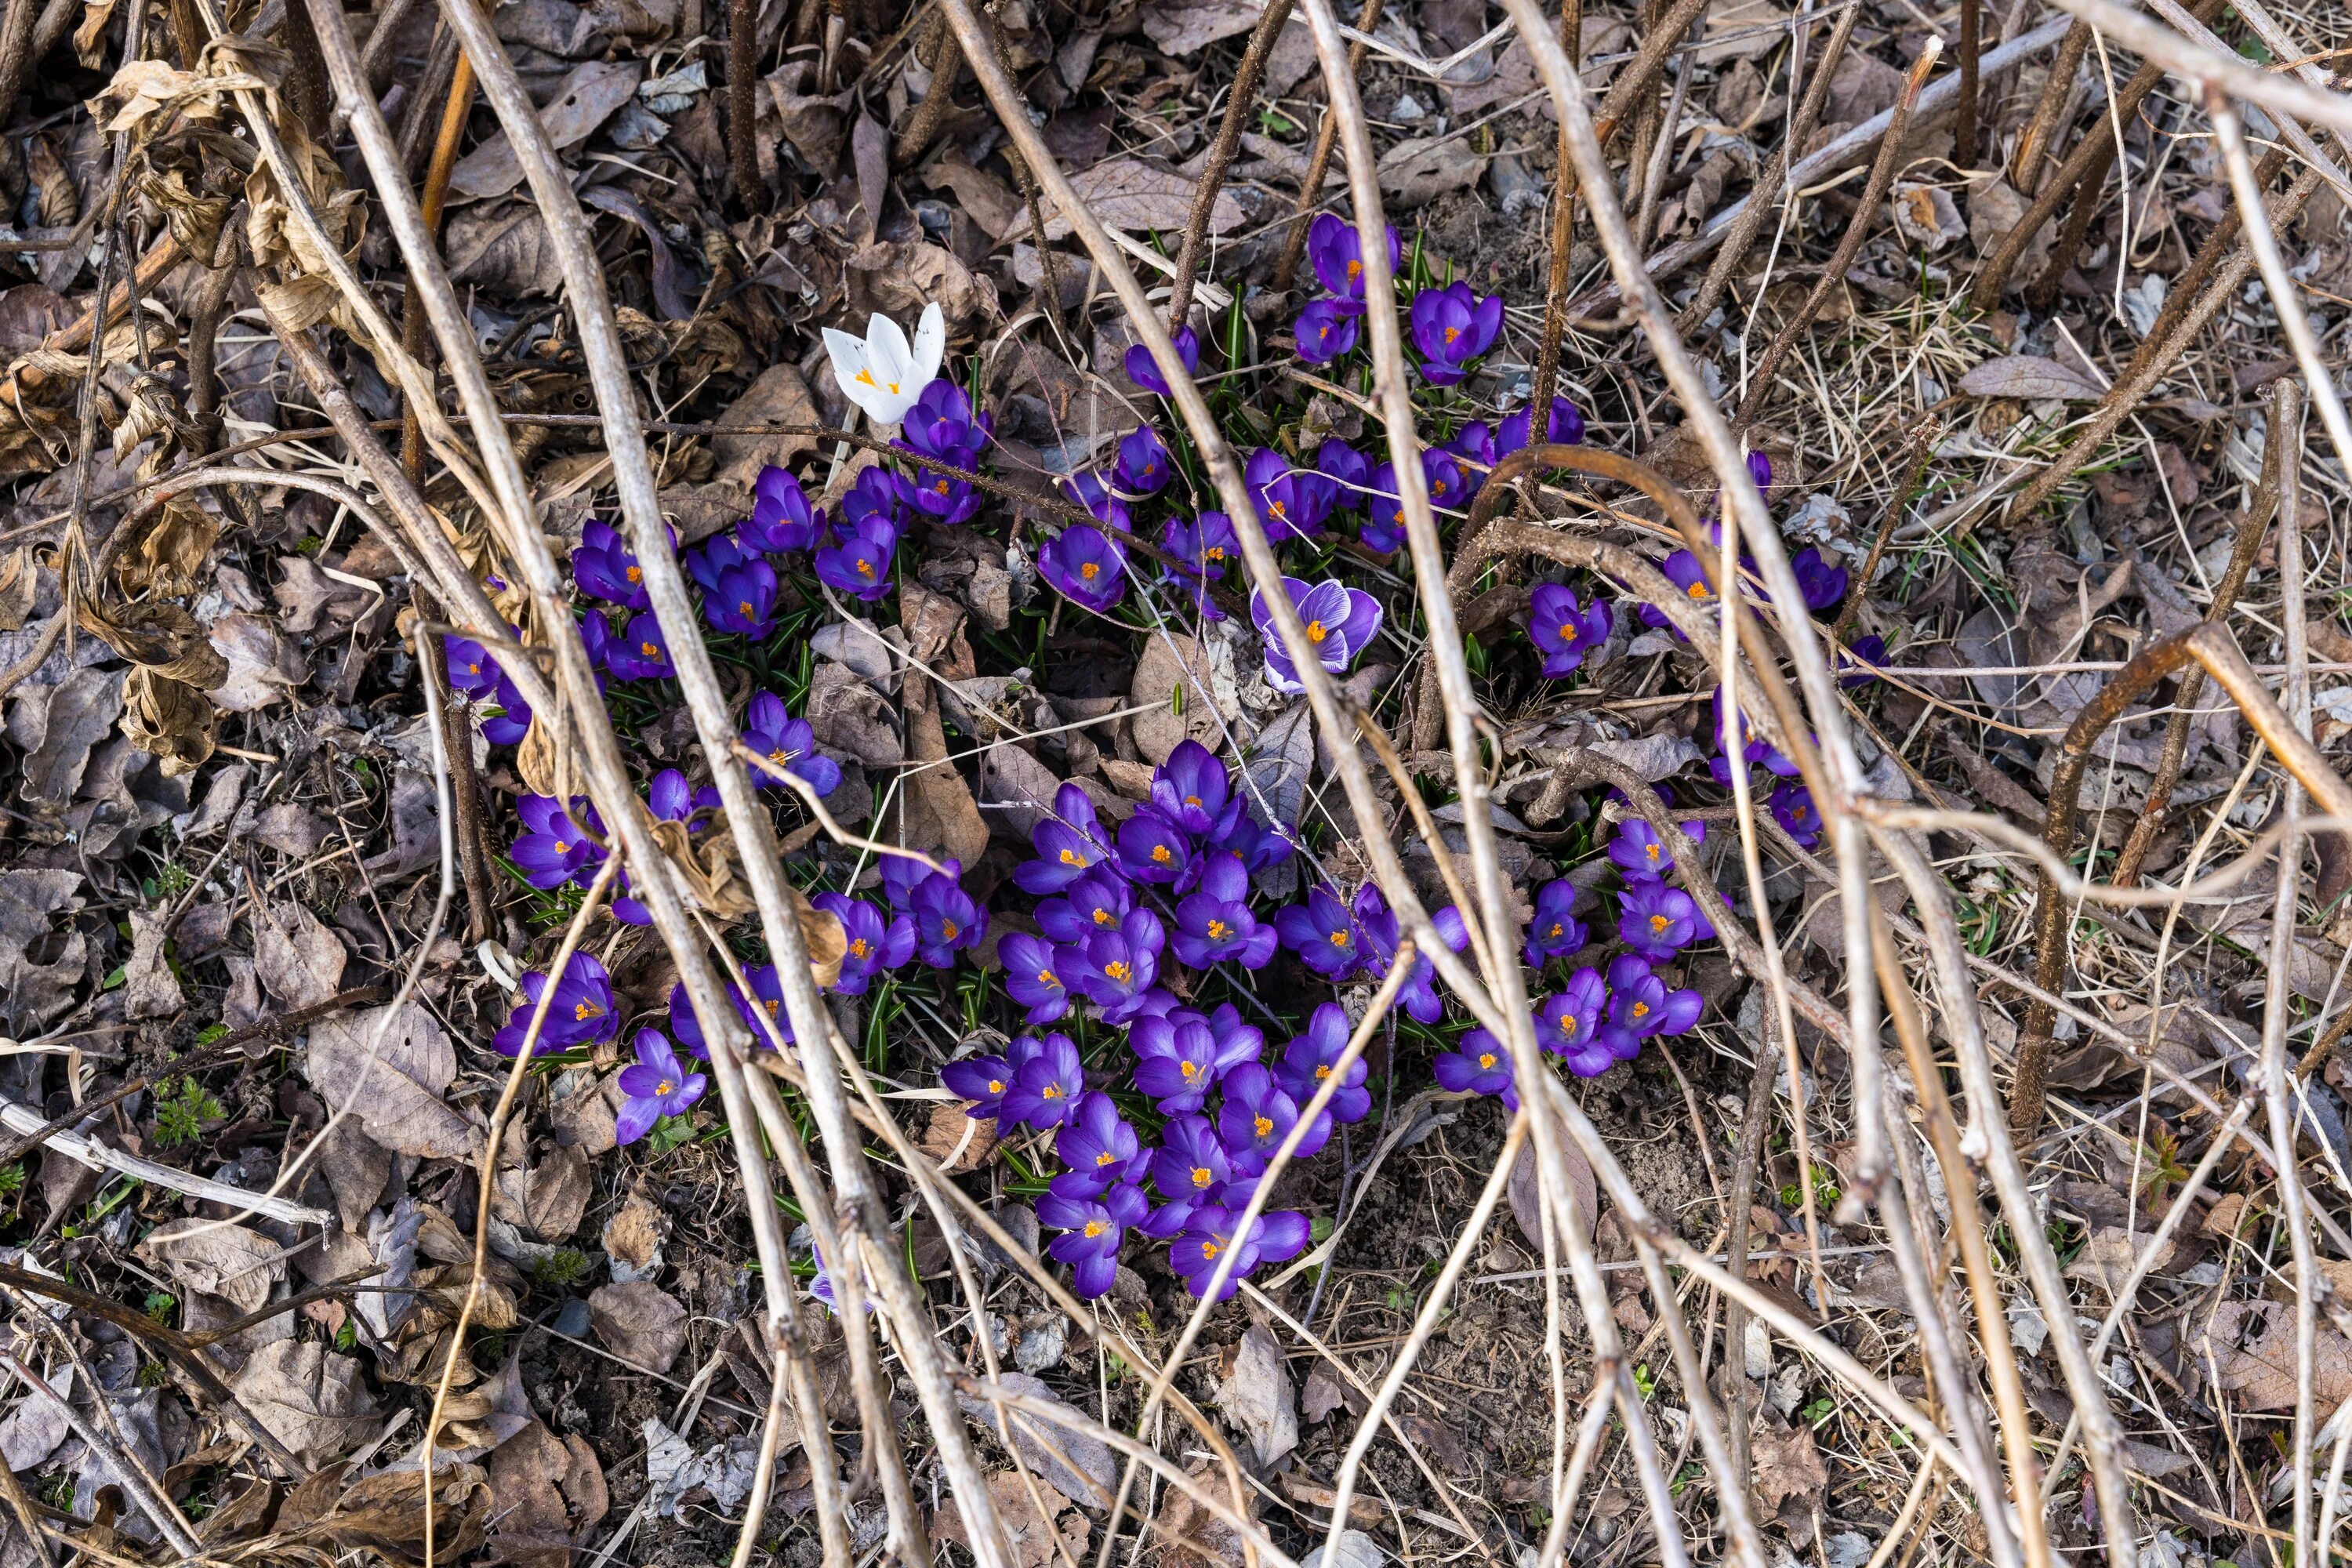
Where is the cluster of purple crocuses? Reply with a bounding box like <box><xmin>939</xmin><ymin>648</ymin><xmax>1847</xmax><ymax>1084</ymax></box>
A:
<box><xmin>447</xmin><ymin>253</ymin><xmax>1925</xmax><ymax>1306</ymax></box>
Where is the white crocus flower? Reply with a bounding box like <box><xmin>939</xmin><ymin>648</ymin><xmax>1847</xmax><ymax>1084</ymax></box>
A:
<box><xmin>822</xmin><ymin>303</ymin><xmax>944</xmax><ymax>426</ymax></box>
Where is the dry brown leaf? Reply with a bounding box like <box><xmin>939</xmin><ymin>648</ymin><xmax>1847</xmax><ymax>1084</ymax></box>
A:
<box><xmin>1956</xmin><ymin>355</ymin><xmax>2105</xmax><ymax>401</ymax></box>
<box><xmin>1130</xmin><ymin>634</ymin><xmax>1221</xmax><ymax>764</ymax></box>
<box><xmin>231</xmin><ymin>1341</ymin><xmax>379</xmax><ymax>1467</ymax></box>
<box><xmin>487</xmin><ymin>1420</ymin><xmax>609</xmax><ymax>1568</ymax></box>
<box><xmin>1751</xmin><ymin>1417</ymin><xmax>1828</xmax><ymax>1510</ymax></box>
<box><xmin>1030</xmin><ymin>158</ymin><xmax>1243</xmax><ymax>241</ymax></box>
<box><xmin>120</xmin><ymin>906</ymin><xmax>182</xmax><ymax>1022</ymax></box>
<box><xmin>931</xmin><ymin>1472</ymin><xmax>1087</xmax><ymax>1568</ymax></box>
<box><xmin>2211</xmin><ymin>1300</ymin><xmax>2352</xmax><ymax>1412</ymax></box>
<box><xmin>1214</xmin><ymin>1325</ymin><xmax>1297</xmax><ymax>1468</ymax></box>
<box><xmin>121</xmin><ymin>666</ymin><xmax>214</xmax><ymax>775</ymax></box>
<box><xmin>955</xmin><ymin>1373</ymin><xmax>1116</xmax><ymax>1507</ymax></box>
<box><xmin>2062</xmin><ymin>1226</ymin><xmax>2177</xmax><ymax>1296</ymax></box>
<box><xmin>708</xmin><ymin>362</ymin><xmax>818</xmax><ymax>488</ymax></box>
<box><xmin>303</xmin><ymin>1000</ymin><xmax>474</xmax><ymax>1159</ymax></box>
<box><xmin>916</xmin><ymin>1102</ymin><xmax>997</xmax><ymax>1174</ymax></box>
<box><xmin>603</xmin><ymin>1190</ymin><xmax>668</xmax><ymax>1279</ymax></box>
<box><xmin>252</xmin><ymin>898</ymin><xmax>347</xmax><ymax>1009</ymax></box>
<box><xmin>493</xmin><ymin>1143</ymin><xmax>592</xmax><ymax>1243</ymax></box>
<box><xmin>589</xmin><ymin>1280</ymin><xmax>690</xmax><ymax>1373</ymax></box>
<box><xmin>452</xmin><ymin>60</ymin><xmax>644</xmax><ymax>198</ymax></box>
<box><xmin>136</xmin><ymin>1218</ymin><xmax>285</xmax><ymax>1313</ymax></box>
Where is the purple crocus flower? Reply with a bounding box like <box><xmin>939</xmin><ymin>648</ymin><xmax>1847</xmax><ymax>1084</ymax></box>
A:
<box><xmin>1002</xmin><ymin>1032</ymin><xmax>1086</xmax><ymax>1131</ymax></box>
<box><xmin>1062</xmin><ymin>909</ymin><xmax>1165</xmax><ymax>1024</ymax></box>
<box><xmin>1295</xmin><ymin>299</ymin><xmax>1360</xmax><ymax>363</ymax></box>
<box><xmin>445</xmin><ymin>635</ymin><xmax>502</xmax><ymax>699</ymax></box>
<box><xmin>1636</xmin><ymin>549</ymin><xmax>1716</xmax><ymax>634</ymax></box>
<box><xmin>1710</xmin><ymin>685</ymin><xmax>1802</xmax><ymax>786</ymax></box>
<box><xmin>742</xmin><ymin>691</ymin><xmax>843</xmax><ymax>796</ymax></box>
<box><xmin>1036</xmin><ymin>1182</ymin><xmax>1149</xmax><ymax>1298</ymax></box>
<box><xmin>1014</xmin><ymin>782</ymin><xmax>1114</xmax><ymax>895</ymax></box>
<box><xmin>1148</xmin><ymin>1115</ymin><xmax>1232</xmax><ymax>1231</ymax></box>
<box><xmin>1610</xmin><ymin>817</ymin><xmax>1699</xmax><ymax>881</ymax></box>
<box><xmin>910</xmin><ymin>873</ymin><xmax>986</xmax><ymax>968</ymax></box>
<box><xmin>1528</xmin><ymin>583</ymin><xmax>1612</xmax><ymax>677</ymax></box>
<box><xmin>573</xmin><ymin>521</ymin><xmax>651</xmax><ymax>608</ymax></box>
<box><xmin>1773</xmin><ymin>780</ymin><xmax>1824</xmax><ymax>848</ymax></box>
<box><xmin>1275</xmin><ymin>1002</ymin><xmax>1370</xmax><ymax>1123</ymax></box>
<box><xmin>607</xmin><ymin>612</ymin><xmax>677</xmax><ymax>681</ymax></box>
<box><xmin>1244</xmin><ymin>448</ymin><xmax>1338</xmax><ymax>543</ymax></box>
<box><xmin>1169</xmin><ymin>1207</ymin><xmax>1311</xmax><ymax>1300</ymax></box>
<box><xmin>1748</xmin><ymin>450</ymin><xmax>1773</xmax><ymax>491</ymax></box>
<box><xmin>1536</xmin><ymin>967</ymin><xmax>1610</xmax><ymax>1076</ymax></box>
<box><xmin>577</xmin><ymin>608</ymin><xmax>613</xmax><ymax>679</ymax></box>
<box><xmin>1307</xmin><ymin>212</ymin><xmax>1401</xmax><ymax>304</ymax></box>
<box><xmin>1435</xmin><ymin>1029</ymin><xmax>1517</xmax><ymax>1108</ymax></box>
<box><xmin>1115</xmin><ymin>427</ymin><xmax>1174</xmax><ymax>497</ymax></box>
<box><xmin>1171</xmin><ymin>851</ymin><xmax>1279</xmax><ymax>969</ymax></box>
<box><xmin>493</xmin><ymin>951</ymin><xmax>618</xmax><ymax>1056</ymax></box>
<box><xmin>815</xmin><ymin>892</ymin><xmax>915</xmax><ymax>996</ymax></box>
<box><xmin>1218</xmin><ymin>1062</ymin><xmax>1328</xmax><ymax>1173</ymax></box>
<box><xmin>483</xmin><ymin>666</ymin><xmax>535</xmax><ymax>746</ymax></box>
<box><xmin>1038</xmin><ymin>524</ymin><xmax>1128</xmax><ymax>613</ymax></box>
<box><xmin>511</xmin><ymin>794</ymin><xmax>603</xmax><ymax>890</ymax></box>
<box><xmin>898</xmin><ymin>382</ymin><xmax>990</xmax><ymax>524</ymax></box>
<box><xmin>1414</xmin><ymin>448</ymin><xmax>1465</xmax><ymax>515</ymax></box>
<box><xmin>1620</xmin><ymin>879</ymin><xmax>1703</xmax><ymax>961</ymax></box>
<box><xmin>1125</xmin><ymin>325</ymin><xmax>1200</xmax><ymax>397</ymax></box>
<box><xmin>1250</xmin><ymin>575</ymin><xmax>1382</xmax><ymax>694</ymax></box>
<box><xmin>838</xmin><ymin>465</ymin><xmax>907</xmax><ymax>532</ymax></box>
<box><xmin>735</xmin><ymin>962</ymin><xmax>797</xmax><ymax>1047</ymax></box>
<box><xmin>745</xmin><ymin>466</ymin><xmax>825</xmax><ymax>554</ymax></box>
<box><xmin>814</xmin><ymin>514</ymin><xmax>899</xmax><ymax>601</ymax></box>
<box><xmin>1116</xmin><ymin>804</ymin><xmax>1196</xmax><ymax>888</ymax></box>
<box><xmin>1409</xmin><ymin>282</ymin><xmax>1502</xmax><ymax>385</ymax></box>
<box><xmin>650</xmin><ymin>768</ymin><xmax>720</xmax><ymax>824</ymax></box>
<box><xmin>1131</xmin><ymin>1009</ymin><xmax>1256</xmax><ymax>1112</ymax></box>
<box><xmin>881</xmin><ymin>852</ymin><xmax>958</xmax><ymax>913</ymax></box>
<box><xmin>1000</xmin><ymin>931</ymin><xmax>1072</xmax><ymax>1025</ymax></box>
<box><xmin>1361</xmin><ymin>463</ymin><xmax>1407</xmax><ymax>554</ymax></box>
<box><xmin>615</xmin><ymin>1029</ymin><xmax>706</xmax><ymax>1145</ymax></box>
<box><xmin>1606</xmin><ymin>952</ymin><xmax>1700</xmax><ymax>1040</ymax></box>
<box><xmin>685</xmin><ymin>530</ymin><xmax>754</xmax><ymax>595</ymax></box>
<box><xmin>1152</xmin><ymin>740</ymin><xmax>1237</xmax><ymax>839</ymax></box>
<box><xmin>1062</xmin><ymin>471</ymin><xmax>1133</xmax><ymax>535</ymax></box>
<box><xmin>1791</xmin><ymin>546</ymin><xmax>1848</xmax><ymax>612</ymax></box>
<box><xmin>1524</xmin><ymin>879</ymin><xmax>1588</xmax><ymax>967</ymax></box>
<box><xmin>1051</xmin><ymin>1091</ymin><xmax>1147</xmax><ymax>1198</ymax></box>
<box><xmin>668</xmin><ymin>979</ymin><xmax>730</xmax><ymax>1061</ymax></box>
<box><xmin>1216</xmin><ymin>810</ymin><xmax>1297</xmax><ymax>876</ymax></box>
<box><xmin>1451</xmin><ymin>421</ymin><xmax>1498</xmax><ymax>469</ymax></box>
<box><xmin>1316</xmin><ymin>439</ymin><xmax>1370</xmax><ymax>510</ymax></box>
<box><xmin>1839</xmin><ymin>635</ymin><xmax>1887</xmax><ymax>689</ymax></box>
<box><xmin>695</xmin><ymin>535</ymin><xmax>779</xmax><ymax>637</ymax></box>
<box><xmin>1498</xmin><ymin>396</ymin><xmax>1587</xmax><ymax>454</ymax></box>
<box><xmin>1275</xmin><ymin>883</ymin><xmax>1363</xmax><ymax>981</ymax></box>
<box><xmin>1355</xmin><ymin>887</ymin><xmax>1468</xmax><ymax>1025</ymax></box>
<box><xmin>942</xmin><ymin>1052</ymin><xmax>1015</xmax><ymax>1120</ymax></box>
<box><xmin>1036</xmin><ymin>868</ymin><xmax>1131</xmax><ymax>943</ymax></box>
<box><xmin>1163</xmin><ymin>510</ymin><xmax>1236</xmax><ymax>587</ymax></box>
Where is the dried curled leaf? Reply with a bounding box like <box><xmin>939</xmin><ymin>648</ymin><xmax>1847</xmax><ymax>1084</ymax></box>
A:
<box><xmin>119</xmin><ymin>666</ymin><xmax>216</xmax><ymax>775</ymax></box>
<box><xmin>82</xmin><ymin>597</ymin><xmax>230</xmax><ymax>685</ymax></box>
<box><xmin>117</xmin><ymin>494</ymin><xmax>216</xmax><ymax>597</ymax></box>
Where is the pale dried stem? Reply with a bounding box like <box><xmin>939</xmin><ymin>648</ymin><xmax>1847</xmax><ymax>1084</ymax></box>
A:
<box><xmin>293</xmin><ymin>10</ymin><xmax>851</xmax><ymax>1568</ymax></box>
<box><xmin>422</xmin><ymin>851</ymin><xmax>620</xmax><ymax>1517</ymax></box>
<box><xmin>1269</xmin><ymin>0</ymin><xmax>1381</xmax><ymax>292</ymax></box>
<box><xmin>2009</xmin><ymin>21</ymin><xmax>2089</xmax><ymax>194</ymax></box>
<box><xmin>424</xmin><ymin>0</ymin><xmax>1011</xmax><ymax>1555</ymax></box>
